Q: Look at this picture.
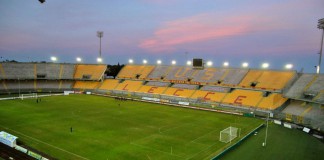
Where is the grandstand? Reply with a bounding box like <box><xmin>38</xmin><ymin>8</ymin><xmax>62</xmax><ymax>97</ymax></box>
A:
<box><xmin>74</xmin><ymin>64</ymin><xmax>106</xmax><ymax>80</ymax></box>
<box><xmin>222</xmin><ymin>89</ymin><xmax>263</xmax><ymax>107</ymax></box>
<box><xmin>0</xmin><ymin>62</ymin><xmax>323</xmax><ymax>132</ymax></box>
<box><xmin>285</xmin><ymin>74</ymin><xmax>324</xmax><ymax>103</ymax></box>
<box><xmin>117</xmin><ymin>65</ymin><xmax>155</xmax><ymax>79</ymax></box>
<box><xmin>98</xmin><ymin>79</ymin><xmax>120</xmax><ymax>90</ymax></box>
<box><xmin>114</xmin><ymin>80</ymin><xmax>143</xmax><ymax>91</ymax></box>
<box><xmin>190</xmin><ymin>90</ymin><xmax>226</xmax><ymax>102</ymax></box>
<box><xmin>239</xmin><ymin>70</ymin><xmax>296</xmax><ymax>91</ymax></box>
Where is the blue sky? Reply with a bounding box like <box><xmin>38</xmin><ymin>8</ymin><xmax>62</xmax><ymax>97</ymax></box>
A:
<box><xmin>0</xmin><ymin>0</ymin><xmax>323</xmax><ymax>73</ymax></box>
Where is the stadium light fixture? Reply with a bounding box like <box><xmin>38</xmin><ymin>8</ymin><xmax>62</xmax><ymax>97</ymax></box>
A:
<box><xmin>206</xmin><ymin>61</ymin><xmax>213</xmax><ymax>66</ymax></box>
<box><xmin>76</xmin><ymin>57</ymin><xmax>82</xmax><ymax>62</ymax></box>
<box><xmin>262</xmin><ymin>63</ymin><xmax>269</xmax><ymax>69</ymax></box>
<box><xmin>50</xmin><ymin>56</ymin><xmax>57</xmax><ymax>62</ymax></box>
<box><xmin>128</xmin><ymin>59</ymin><xmax>134</xmax><ymax>64</ymax></box>
<box><xmin>242</xmin><ymin>62</ymin><xmax>249</xmax><ymax>68</ymax></box>
<box><xmin>223</xmin><ymin>61</ymin><xmax>229</xmax><ymax>67</ymax></box>
<box><xmin>143</xmin><ymin>59</ymin><xmax>147</xmax><ymax>64</ymax></box>
<box><xmin>171</xmin><ymin>60</ymin><xmax>176</xmax><ymax>65</ymax></box>
<box><xmin>97</xmin><ymin>57</ymin><xmax>102</xmax><ymax>63</ymax></box>
<box><xmin>186</xmin><ymin>60</ymin><xmax>192</xmax><ymax>66</ymax></box>
<box><xmin>157</xmin><ymin>60</ymin><xmax>162</xmax><ymax>65</ymax></box>
<box><xmin>285</xmin><ymin>63</ymin><xmax>293</xmax><ymax>69</ymax></box>
<box><xmin>317</xmin><ymin>18</ymin><xmax>324</xmax><ymax>74</ymax></box>
<box><xmin>97</xmin><ymin>31</ymin><xmax>104</xmax><ymax>58</ymax></box>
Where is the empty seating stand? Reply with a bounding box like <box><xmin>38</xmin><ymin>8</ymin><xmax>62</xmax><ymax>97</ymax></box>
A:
<box><xmin>74</xmin><ymin>81</ymin><xmax>101</xmax><ymax>90</ymax></box>
<box><xmin>146</xmin><ymin>65</ymin><xmax>172</xmax><ymax>80</ymax></box>
<box><xmin>163</xmin><ymin>87</ymin><xmax>195</xmax><ymax>98</ymax></box>
<box><xmin>117</xmin><ymin>65</ymin><xmax>155</xmax><ymax>80</ymax></box>
<box><xmin>137</xmin><ymin>86</ymin><xmax>167</xmax><ymax>94</ymax></box>
<box><xmin>239</xmin><ymin>70</ymin><xmax>296</xmax><ymax>91</ymax></box>
<box><xmin>98</xmin><ymin>79</ymin><xmax>120</xmax><ymax>90</ymax></box>
<box><xmin>114</xmin><ymin>80</ymin><xmax>143</xmax><ymax>92</ymax></box>
<box><xmin>190</xmin><ymin>90</ymin><xmax>226</xmax><ymax>102</ymax></box>
<box><xmin>0</xmin><ymin>63</ymin><xmax>35</xmax><ymax>79</ymax></box>
<box><xmin>222</xmin><ymin>89</ymin><xmax>263</xmax><ymax>107</ymax></box>
<box><xmin>74</xmin><ymin>64</ymin><xmax>106</xmax><ymax>80</ymax></box>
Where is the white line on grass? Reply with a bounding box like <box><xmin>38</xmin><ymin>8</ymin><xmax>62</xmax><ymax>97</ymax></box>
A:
<box><xmin>158</xmin><ymin>123</ymin><xmax>191</xmax><ymax>134</ymax></box>
<box><xmin>190</xmin><ymin>128</ymin><xmax>220</xmax><ymax>143</ymax></box>
<box><xmin>0</xmin><ymin>126</ymin><xmax>89</xmax><ymax>160</ymax></box>
<box><xmin>130</xmin><ymin>142</ymin><xmax>184</xmax><ymax>158</ymax></box>
<box><xmin>185</xmin><ymin>142</ymin><xmax>219</xmax><ymax>160</ymax></box>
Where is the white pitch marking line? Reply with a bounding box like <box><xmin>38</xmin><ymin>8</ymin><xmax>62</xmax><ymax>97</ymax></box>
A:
<box><xmin>1</xmin><ymin>126</ymin><xmax>89</xmax><ymax>160</ymax></box>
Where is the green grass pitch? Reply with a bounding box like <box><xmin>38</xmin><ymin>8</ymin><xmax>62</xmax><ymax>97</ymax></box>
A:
<box><xmin>1</xmin><ymin>94</ymin><xmax>323</xmax><ymax>160</ymax></box>
<box><xmin>0</xmin><ymin>94</ymin><xmax>262</xmax><ymax>159</ymax></box>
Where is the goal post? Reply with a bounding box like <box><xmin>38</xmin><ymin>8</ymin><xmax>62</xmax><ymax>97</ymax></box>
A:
<box><xmin>220</xmin><ymin>126</ymin><xmax>239</xmax><ymax>143</ymax></box>
<box><xmin>20</xmin><ymin>93</ymin><xmax>38</xmax><ymax>100</ymax></box>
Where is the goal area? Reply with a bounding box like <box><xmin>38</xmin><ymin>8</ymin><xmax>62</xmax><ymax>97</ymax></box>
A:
<box><xmin>219</xmin><ymin>126</ymin><xmax>239</xmax><ymax>143</ymax></box>
<box><xmin>20</xmin><ymin>93</ymin><xmax>38</xmax><ymax>100</ymax></box>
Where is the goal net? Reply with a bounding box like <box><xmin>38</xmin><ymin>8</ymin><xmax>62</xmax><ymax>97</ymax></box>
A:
<box><xmin>220</xmin><ymin>126</ymin><xmax>239</xmax><ymax>143</ymax></box>
<box><xmin>20</xmin><ymin>93</ymin><xmax>37</xmax><ymax>100</ymax></box>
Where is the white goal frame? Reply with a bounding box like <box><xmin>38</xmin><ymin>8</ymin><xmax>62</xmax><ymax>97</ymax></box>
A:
<box><xmin>20</xmin><ymin>93</ymin><xmax>38</xmax><ymax>100</ymax></box>
<box><xmin>219</xmin><ymin>126</ymin><xmax>239</xmax><ymax>143</ymax></box>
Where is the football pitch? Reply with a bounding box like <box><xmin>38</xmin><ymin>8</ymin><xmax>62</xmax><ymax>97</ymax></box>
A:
<box><xmin>0</xmin><ymin>94</ymin><xmax>262</xmax><ymax>159</ymax></box>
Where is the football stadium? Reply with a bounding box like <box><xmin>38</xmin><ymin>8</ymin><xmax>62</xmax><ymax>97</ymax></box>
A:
<box><xmin>1</xmin><ymin>0</ymin><xmax>324</xmax><ymax>160</ymax></box>
<box><xmin>0</xmin><ymin>62</ymin><xmax>323</xmax><ymax>159</ymax></box>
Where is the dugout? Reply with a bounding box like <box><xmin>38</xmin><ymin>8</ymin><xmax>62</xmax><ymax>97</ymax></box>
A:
<box><xmin>0</xmin><ymin>131</ymin><xmax>18</xmax><ymax>147</ymax></box>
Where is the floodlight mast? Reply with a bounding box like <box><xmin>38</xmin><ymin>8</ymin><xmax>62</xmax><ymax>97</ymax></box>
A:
<box><xmin>317</xmin><ymin>18</ymin><xmax>324</xmax><ymax>74</ymax></box>
<box><xmin>97</xmin><ymin>31</ymin><xmax>104</xmax><ymax>58</ymax></box>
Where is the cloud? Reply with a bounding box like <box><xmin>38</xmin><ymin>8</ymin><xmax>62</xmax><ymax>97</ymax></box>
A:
<box><xmin>138</xmin><ymin>0</ymin><xmax>321</xmax><ymax>53</ymax></box>
<box><xmin>139</xmin><ymin>12</ymin><xmax>277</xmax><ymax>52</ymax></box>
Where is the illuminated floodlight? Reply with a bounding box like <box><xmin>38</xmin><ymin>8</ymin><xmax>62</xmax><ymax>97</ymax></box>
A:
<box><xmin>50</xmin><ymin>56</ymin><xmax>57</xmax><ymax>62</ymax></box>
<box><xmin>223</xmin><ymin>61</ymin><xmax>229</xmax><ymax>67</ymax></box>
<box><xmin>76</xmin><ymin>57</ymin><xmax>82</xmax><ymax>62</ymax></box>
<box><xmin>242</xmin><ymin>62</ymin><xmax>249</xmax><ymax>68</ymax></box>
<box><xmin>128</xmin><ymin>59</ymin><xmax>134</xmax><ymax>64</ymax></box>
<box><xmin>186</xmin><ymin>60</ymin><xmax>192</xmax><ymax>65</ymax></box>
<box><xmin>97</xmin><ymin>57</ymin><xmax>102</xmax><ymax>63</ymax></box>
<box><xmin>262</xmin><ymin>63</ymin><xmax>269</xmax><ymax>69</ymax></box>
<box><xmin>143</xmin><ymin>59</ymin><xmax>147</xmax><ymax>64</ymax></box>
<box><xmin>206</xmin><ymin>61</ymin><xmax>213</xmax><ymax>66</ymax></box>
<box><xmin>285</xmin><ymin>64</ymin><xmax>293</xmax><ymax>69</ymax></box>
<box><xmin>171</xmin><ymin>60</ymin><xmax>176</xmax><ymax>65</ymax></box>
<box><xmin>157</xmin><ymin>60</ymin><xmax>162</xmax><ymax>65</ymax></box>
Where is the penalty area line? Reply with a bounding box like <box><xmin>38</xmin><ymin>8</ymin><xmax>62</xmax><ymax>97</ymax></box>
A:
<box><xmin>0</xmin><ymin>126</ymin><xmax>89</xmax><ymax>160</ymax></box>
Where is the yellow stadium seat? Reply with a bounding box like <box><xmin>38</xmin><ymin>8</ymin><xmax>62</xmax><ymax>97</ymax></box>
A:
<box><xmin>239</xmin><ymin>70</ymin><xmax>263</xmax><ymax>88</ymax></box>
<box><xmin>222</xmin><ymin>89</ymin><xmax>263</xmax><ymax>107</ymax></box>
<box><xmin>73</xmin><ymin>81</ymin><xmax>101</xmax><ymax>89</ymax></box>
<box><xmin>258</xmin><ymin>93</ymin><xmax>288</xmax><ymax>110</ymax></box>
<box><xmin>99</xmin><ymin>79</ymin><xmax>120</xmax><ymax>90</ymax></box>
<box><xmin>190</xmin><ymin>90</ymin><xmax>226</xmax><ymax>102</ymax></box>
<box><xmin>137</xmin><ymin>86</ymin><xmax>167</xmax><ymax>94</ymax></box>
<box><xmin>239</xmin><ymin>70</ymin><xmax>295</xmax><ymax>90</ymax></box>
<box><xmin>114</xmin><ymin>80</ymin><xmax>143</xmax><ymax>91</ymax></box>
<box><xmin>163</xmin><ymin>87</ymin><xmax>195</xmax><ymax>98</ymax></box>
<box><xmin>117</xmin><ymin>65</ymin><xmax>155</xmax><ymax>79</ymax></box>
<box><xmin>74</xmin><ymin>65</ymin><xmax>106</xmax><ymax>80</ymax></box>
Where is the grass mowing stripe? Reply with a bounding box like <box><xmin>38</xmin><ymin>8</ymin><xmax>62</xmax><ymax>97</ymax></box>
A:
<box><xmin>0</xmin><ymin>125</ymin><xmax>89</xmax><ymax>160</ymax></box>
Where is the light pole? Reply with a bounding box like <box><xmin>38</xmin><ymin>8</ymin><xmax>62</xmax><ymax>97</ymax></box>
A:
<box><xmin>264</xmin><ymin>111</ymin><xmax>269</xmax><ymax>147</ymax></box>
<box><xmin>97</xmin><ymin>31</ymin><xmax>104</xmax><ymax>58</ymax></box>
<box><xmin>317</xmin><ymin>18</ymin><xmax>324</xmax><ymax>74</ymax></box>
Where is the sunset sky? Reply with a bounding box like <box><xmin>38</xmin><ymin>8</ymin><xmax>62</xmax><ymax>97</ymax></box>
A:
<box><xmin>0</xmin><ymin>0</ymin><xmax>323</xmax><ymax>73</ymax></box>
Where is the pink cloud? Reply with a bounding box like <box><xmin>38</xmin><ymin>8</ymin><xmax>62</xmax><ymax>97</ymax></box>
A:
<box><xmin>139</xmin><ymin>13</ymin><xmax>276</xmax><ymax>52</ymax></box>
<box><xmin>138</xmin><ymin>0</ymin><xmax>320</xmax><ymax>53</ymax></box>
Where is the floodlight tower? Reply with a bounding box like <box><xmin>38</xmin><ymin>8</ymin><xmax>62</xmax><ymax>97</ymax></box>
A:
<box><xmin>97</xmin><ymin>31</ymin><xmax>104</xmax><ymax>58</ymax></box>
<box><xmin>317</xmin><ymin>18</ymin><xmax>324</xmax><ymax>74</ymax></box>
